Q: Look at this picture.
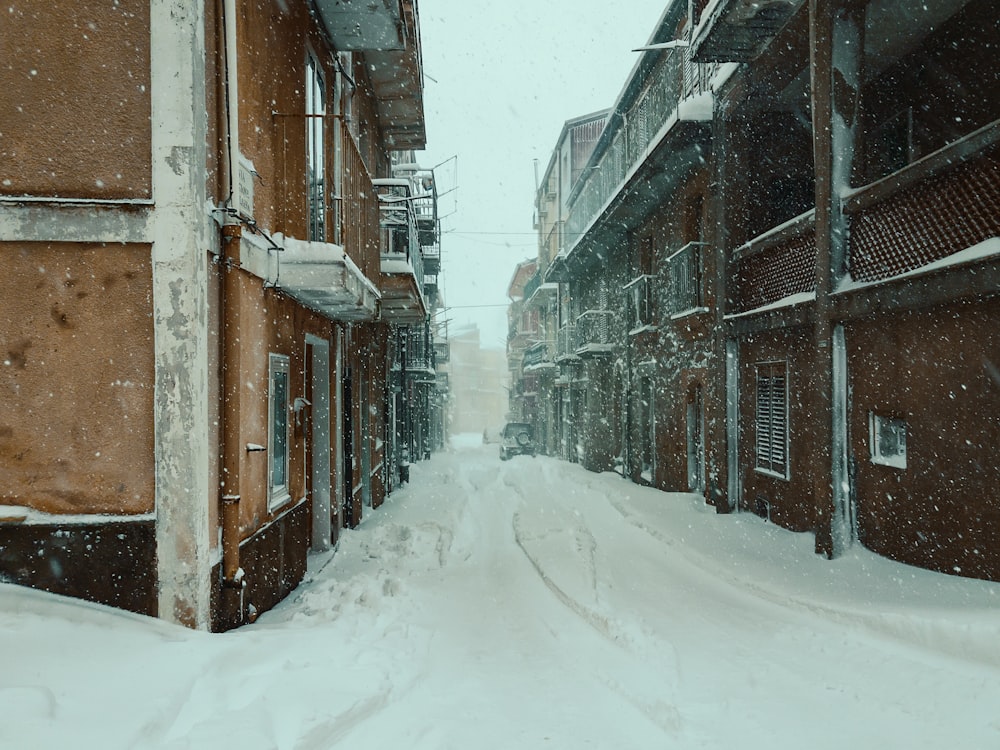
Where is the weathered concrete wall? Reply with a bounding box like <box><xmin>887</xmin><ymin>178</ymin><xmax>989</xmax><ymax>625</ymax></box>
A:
<box><xmin>0</xmin><ymin>241</ymin><xmax>155</xmax><ymax>515</ymax></box>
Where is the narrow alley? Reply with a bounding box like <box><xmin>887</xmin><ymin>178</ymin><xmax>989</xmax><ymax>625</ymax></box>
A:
<box><xmin>3</xmin><ymin>436</ymin><xmax>999</xmax><ymax>749</ymax></box>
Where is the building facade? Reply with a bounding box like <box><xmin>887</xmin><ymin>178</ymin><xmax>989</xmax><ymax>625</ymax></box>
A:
<box><xmin>449</xmin><ymin>325</ymin><xmax>508</xmax><ymax>437</ymax></box>
<box><xmin>0</xmin><ymin>0</ymin><xmax>443</xmax><ymax>629</ymax></box>
<box><xmin>518</xmin><ymin>0</ymin><xmax>1000</xmax><ymax>582</ymax></box>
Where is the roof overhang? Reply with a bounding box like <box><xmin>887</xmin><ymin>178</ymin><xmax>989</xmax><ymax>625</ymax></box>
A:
<box><xmin>691</xmin><ymin>0</ymin><xmax>806</xmax><ymax>62</ymax></box>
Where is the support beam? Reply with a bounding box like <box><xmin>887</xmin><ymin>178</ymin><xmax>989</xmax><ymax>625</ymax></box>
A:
<box><xmin>810</xmin><ymin>0</ymin><xmax>863</xmax><ymax>558</ymax></box>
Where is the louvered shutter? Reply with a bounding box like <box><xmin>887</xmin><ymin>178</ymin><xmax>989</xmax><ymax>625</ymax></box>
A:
<box><xmin>755</xmin><ymin>363</ymin><xmax>789</xmax><ymax>477</ymax></box>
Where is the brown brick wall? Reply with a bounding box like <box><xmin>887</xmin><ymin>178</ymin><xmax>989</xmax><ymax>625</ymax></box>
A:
<box><xmin>847</xmin><ymin>299</ymin><xmax>1000</xmax><ymax>581</ymax></box>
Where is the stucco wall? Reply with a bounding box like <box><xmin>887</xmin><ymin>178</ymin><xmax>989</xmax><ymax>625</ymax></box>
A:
<box><xmin>0</xmin><ymin>2</ymin><xmax>151</xmax><ymax>199</ymax></box>
<box><xmin>229</xmin><ymin>272</ymin><xmax>335</xmax><ymax>538</ymax></box>
<box><xmin>0</xmin><ymin>242</ymin><xmax>154</xmax><ymax>514</ymax></box>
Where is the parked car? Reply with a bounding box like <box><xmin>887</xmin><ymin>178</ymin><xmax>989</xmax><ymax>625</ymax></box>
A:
<box><xmin>499</xmin><ymin>422</ymin><xmax>536</xmax><ymax>460</ymax></box>
<box><xmin>482</xmin><ymin>425</ymin><xmax>503</xmax><ymax>444</ymax></box>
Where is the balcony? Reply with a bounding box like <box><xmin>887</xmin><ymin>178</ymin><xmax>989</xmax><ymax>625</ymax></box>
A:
<box><xmin>403</xmin><ymin>327</ymin><xmax>434</xmax><ymax>379</ymax></box>
<box><xmin>690</xmin><ymin>0</ymin><xmax>805</xmax><ymax>63</ymax></box>
<box><xmin>664</xmin><ymin>242</ymin><xmax>708</xmax><ymax>316</ymax></box>
<box><xmin>521</xmin><ymin>269</ymin><xmax>543</xmax><ymax>302</ymax></box>
<box><xmin>314</xmin><ymin>0</ymin><xmax>425</xmax><ymax>148</ymax></box>
<box><xmin>575</xmin><ymin>310</ymin><xmax>617</xmax><ymax>357</ymax></box>
<box><xmin>844</xmin><ymin>120</ymin><xmax>1000</xmax><ymax>285</ymax></box>
<box><xmin>555</xmin><ymin>324</ymin><xmax>577</xmax><ymax>362</ymax></box>
<box><xmin>423</xmin><ymin>273</ymin><xmax>438</xmax><ymax>295</ymax></box>
<box><xmin>522</xmin><ymin>339</ymin><xmax>556</xmax><ymax>372</ymax></box>
<box><xmin>623</xmin><ymin>274</ymin><xmax>657</xmax><ymax>332</ymax></box>
<box><xmin>313</xmin><ymin>0</ymin><xmax>405</xmax><ymax>50</ymax></box>
<box><xmin>422</xmin><ymin>244</ymin><xmax>440</xmax><ymax>275</ymax></box>
<box><xmin>375</xmin><ymin>178</ymin><xmax>427</xmax><ymax>323</ymax></box>
<box><xmin>547</xmin><ymin>45</ymin><xmax>717</xmax><ymax>282</ymax></box>
<box><xmin>731</xmin><ymin>211</ymin><xmax>817</xmax><ymax>315</ymax></box>
<box><xmin>523</xmin><ymin>271</ymin><xmax>559</xmax><ymax>309</ymax></box>
<box><xmin>414</xmin><ymin>190</ymin><xmax>437</xmax><ymax>247</ymax></box>
<box><xmin>262</xmin><ymin>235</ymin><xmax>379</xmax><ymax>321</ymax></box>
<box><xmin>393</xmin><ymin>161</ymin><xmax>438</xmax><ymax>246</ymax></box>
<box><xmin>433</xmin><ymin>339</ymin><xmax>450</xmax><ymax>364</ymax></box>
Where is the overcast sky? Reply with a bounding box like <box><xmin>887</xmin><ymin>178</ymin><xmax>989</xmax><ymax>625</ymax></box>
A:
<box><xmin>417</xmin><ymin>0</ymin><xmax>669</xmax><ymax>349</ymax></box>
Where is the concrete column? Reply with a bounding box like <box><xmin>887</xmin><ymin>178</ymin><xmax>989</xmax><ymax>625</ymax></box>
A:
<box><xmin>149</xmin><ymin>0</ymin><xmax>212</xmax><ymax>628</ymax></box>
<box><xmin>811</xmin><ymin>0</ymin><xmax>863</xmax><ymax>557</ymax></box>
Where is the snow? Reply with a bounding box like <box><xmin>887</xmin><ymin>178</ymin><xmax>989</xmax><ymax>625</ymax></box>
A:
<box><xmin>3</xmin><ymin>438</ymin><xmax>999</xmax><ymax>748</ymax></box>
<box><xmin>676</xmin><ymin>91</ymin><xmax>713</xmax><ymax>121</ymax></box>
<box><xmin>724</xmin><ymin>291</ymin><xmax>817</xmax><ymax>319</ymax></box>
<box><xmin>380</xmin><ymin>256</ymin><xmax>415</xmax><ymax>275</ymax></box>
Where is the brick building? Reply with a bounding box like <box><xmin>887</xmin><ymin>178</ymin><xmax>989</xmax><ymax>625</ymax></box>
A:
<box><xmin>520</xmin><ymin>0</ymin><xmax>1000</xmax><ymax>581</ymax></box>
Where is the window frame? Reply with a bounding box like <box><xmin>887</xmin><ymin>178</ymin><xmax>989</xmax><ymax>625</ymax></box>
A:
<box><xmin>268</xmin><ymin>353</ymin><xmax>292</xmax><ymax>510</ymax></box>
<box><xmin>305</xmin><ymin>52</ymin><xmax>326</xmax><ymax>242</ymax></box>
<box><xmin>869</xmin><ymin>412</ymin><xmax>907</xmax><ymax>470</ymax></box>
<box><xmin>754</xmin><ymin>360</ymin><xmax>789</xmax><ymax>480</ymax></box>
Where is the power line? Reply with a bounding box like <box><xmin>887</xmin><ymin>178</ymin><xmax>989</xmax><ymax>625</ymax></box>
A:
<box><xmin>445</xmin><ymin>230</ymin><xmax>539</xmax><ymax>236</ymax></box>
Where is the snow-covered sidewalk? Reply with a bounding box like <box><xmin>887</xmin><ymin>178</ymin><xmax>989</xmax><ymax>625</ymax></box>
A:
<box><xmin>2</xmin><ymin>436</ymin><xmax>998</xmax><ymax>749</ymax></box>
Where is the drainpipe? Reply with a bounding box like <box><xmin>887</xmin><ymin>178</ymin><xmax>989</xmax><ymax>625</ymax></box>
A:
<box><xmin>219</xmin><ymin>0</ymin><xmax>245</xmax><ymax>625</ymax></box>
<box><xmin>220</xmin><ymin>224</ymin><xmax>244</xmax><ymax>623</ymax></box>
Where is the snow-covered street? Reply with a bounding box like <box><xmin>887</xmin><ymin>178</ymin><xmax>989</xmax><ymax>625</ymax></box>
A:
<box><xmin>3</xmin><ymin>435</ymin><xmax>1000</xmax><ymax>749</ymax></box>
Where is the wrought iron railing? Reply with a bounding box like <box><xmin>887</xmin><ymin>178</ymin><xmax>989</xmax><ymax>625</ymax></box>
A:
<box><xmin>340</xmin><ymin>120</ymin><xmax>379</xmax><ymax>280</ymax></box>
<box><xmin>556</xmin><ymin>324</ymin><xmax>576</xmax><ymax>359</ymax></box>
<box><xmin>664</xmin><ymin>242</ymin><xmax>707</xmax><ymax>314</ymax></box>
<box><xmin>623</xmin><ymin>274</ymin><xmax>656</xmax><ymax>328</ymax></box>
<box><xmin>575</xmin><ymin>309</ymin><xmax>617</xmax><ymax>352</ymax></box>
<box><xmin>522</xmin><ymin>339</ymin><xmax>555</xmax><ymax>368</ymax></box>
<box><xmin>521</xmin><ymin>269</ymin><xmax>542</xmax><ymax>302</ymax></box>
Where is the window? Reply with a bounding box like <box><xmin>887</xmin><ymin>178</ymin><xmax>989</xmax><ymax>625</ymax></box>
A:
<box><xmin>755</xmin><ymin>362</ymin><xmax>788</xmax><ymax>478</ymax></box>
<box><xmin>269</xmin><ymin>353</ymin><xmax>291</xmax><ymax>508</ymax></box>
<box><xmin>306</xmin><ymin>54</ymin><xmax>325</xmax><ymax>242</ymax></box>
<box><xmin>870</xmin><ymin>413</ymin><xmax>907</xmax><ymax>469</ymax></box>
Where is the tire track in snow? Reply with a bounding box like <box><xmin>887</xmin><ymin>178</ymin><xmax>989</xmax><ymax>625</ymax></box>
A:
<box><xmin>504</xmin><ymin>461</ymin><xmax>689</xmax><ymax>740</ymax></box>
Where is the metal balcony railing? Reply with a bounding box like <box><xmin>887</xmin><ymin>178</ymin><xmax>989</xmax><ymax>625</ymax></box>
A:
<box><xmin>561</xmin><ymin>49</ymin><xmax>720</xmax><ymax>258</ymax></box>
<box><xmin>555</xmin><ymin>324</ymin><xmax>577</xmax><ymax>360</ymax></box>
<box><xmin>522</xmin><ymin>339</ymin><xmax>555</xmax><ymax>369</ymax></box>
<box><xmin>664</xmin><ymin>242</ymin><xmax>707</xmax><ymax>315</ymax></box>
<box><xmin>623</xmin><ymin>274</ymin><xmax>656</xmax><ymax>329</ymax></box>
<box><xmin>521</xmin><ymin>269</ymin><xmax>542</xmax><ymax>302</ymax></box>
<box><xmin>574</xmin><ymin>310</ymin><xmax>616</xmax><ymax>354</ymax></box>
<box><xmin>376</xmin><ymin>179</ymin><xmax>425</xmax><ymax>292</ymax></box>
<box><xmin>340</xmin><ymin>120</ymin><xmax>379</xmax><ymax>279</ymax></box>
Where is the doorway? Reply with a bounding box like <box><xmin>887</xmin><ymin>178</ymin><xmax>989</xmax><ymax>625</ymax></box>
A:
<box><xmin>687</xmin><ymin>384</ymin><xmax>705</xmax><ymax>494</ymax></box>
<box><xmin>305</xmin><ymin>335</ymin><xmax>331</xmax><ymax>551</ymax></box>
